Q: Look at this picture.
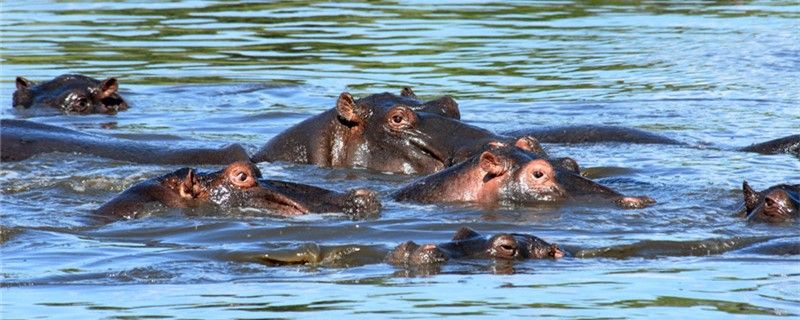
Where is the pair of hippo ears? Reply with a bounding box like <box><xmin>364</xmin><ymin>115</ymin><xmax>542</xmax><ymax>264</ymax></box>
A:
<box><xmin>15</xmin><ymin>76</ymin><xmax>119</xmax><ymax>98</ymax></box>
<box><xmin>485</xmin><ymin>136</ymin><xmax>545</xmax><ymax>155</ymax></box>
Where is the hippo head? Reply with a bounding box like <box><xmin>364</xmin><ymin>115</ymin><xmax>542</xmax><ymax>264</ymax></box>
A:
<box><xmin>486</xmin><ymin>233</ymin><xmax>565</xmax><ymax>260</ymax></box>
<box><xmin>476</xmin><ymin>139</ymin><xmax>568</xmax><ymax>204</ymax></box>
<box><xmin>176</xmin><ymin>161</ymin><xmax>381</xmax><ymax>216</ymax></box>
<box><xmin>741</xmin><ymin>181</ymin><xmax>799</xmax><ymax>223</ymax></box>
<box><xmin>14</xmin><ymin>74</ymin><xmax>128</xmax><ymax>114</ymax></box>
<box><xmin>333</xmin><ymin>92</ymin><xmax>491</xmax><ymax>174</ymax></box>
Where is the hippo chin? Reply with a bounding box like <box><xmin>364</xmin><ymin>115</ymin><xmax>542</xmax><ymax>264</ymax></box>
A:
<box><xmin>739</xmin><ymin>181</ymin><xmax>799</xmax><ymax>223</ymax></box>
<box><xmin>252</xmin><ymin>88</ymin><xmax>494</xmax><ymax>175</ymax></box>
<box><xmin>393</xmin><ymin>138</ymin><xmax>655</xmax><ymax>209</ymax></box>
<box><xmin>95</xmin><ymin>161</ymin><xmax>381</xmax><ymax>220</ymax></box>
<box><xmin>387</xmin><ymin>227</ymin><xmax>565</xmax><ymax>267</ymax></box>
<box><xmin>13</xmin><ymin>74</ymin><xmax>128</xmax><ymax>114</ymax></box>
<box><xmin>1</xmin><ymin>119</ymin><xmax>249</xmax><ymax>165</ymax></box>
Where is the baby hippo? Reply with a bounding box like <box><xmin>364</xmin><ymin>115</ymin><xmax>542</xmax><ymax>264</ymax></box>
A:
<box><xmin>13</xmin><ymin>74</ymin><xmax>128</xmax><ymax>114</ymax></box>
<box><xmin>95</xmin><ymin>161</ymin><xmax>381</xmax><ymax>220</ymax></box>
<box><xmin>392</xmin><ymin>138</ymin><xmax>655</xmax><ymax>209</ymax></box>
<box><xmin>739</xmin><ymin>181</ymin><xmax>799</xmax><ymax>223</ymax></box>
<box><xmin>387</xmin><ymin>227</ymin><xmax>565</xmax><ymax>266</ymax></box>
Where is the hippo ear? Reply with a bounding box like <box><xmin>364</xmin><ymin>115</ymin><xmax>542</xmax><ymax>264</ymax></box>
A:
<box><xmin>742</xmin><ymin>181</ymin><xmax>759</xmax><ymax>211</ymax></box>
<box><xmin>15</xmin><ymin>77</ymin><xmax>33</xmax><ymax>90</ymax></box>
<box><xmin>178</xmin><ymin>169</ymin><xmax>197</xmax><ymax>199</ymax></box>
<box><xmin>479</xmin><ymin>151</ymin><xmax>508</xmax><ymax>176</ymax></box>
<box><xmin>336</xmin><ymin>92</ymin><xmax>361</xmax><ymax>123</ymax></box>
<box><xmin>96</xmin><ymin>77</ymin><xmax>119</xmax><ymax>99</ymax></box>
<box><xmin>515</xmin><ymin>136</ymin><xmax>545</xmax><ymax>155</ymax></box>
<box><xmin>400</xmin><ymin>87</ymin><xmax>417</xmax><ymax>99</ymax></box>
<box><xmin>452</xmin><ymin>226</ymin><xmax>482</xmax><ymax>241</ymax></box>
<box><xmin>556</xmin><ymin>157</ymin><xmax>580</xmax><ymax>174</ymax></box>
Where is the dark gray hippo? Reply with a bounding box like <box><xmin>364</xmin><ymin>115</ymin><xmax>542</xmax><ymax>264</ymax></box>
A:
<box><xmin>13</xmin><ymin>74</ymin><xmax>128</xmax><ymax>114</ymax></box>
<box><xmin>739</xmin><ymin>181</ymin><xmax>799</xmax><ymax>223</ymax></box>
<box><xmin>95</xmin><ymin>161</ymin><xmax>381</xmax><ymax>220</ymax></box>
<box><xmin>1</xmin><ymin>119</ymin><xmax>249</xmax><ymax>165</ymax></box>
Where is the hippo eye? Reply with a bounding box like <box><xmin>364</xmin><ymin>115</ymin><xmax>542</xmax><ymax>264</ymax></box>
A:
<box><xmin>392</xmin><ymin>115</ymin><xmax>403</xmax><ymax>124</ymax></box>
<box><xmin>228</xmin><ymin>169</ymin><xmax>256</xmax><ymax>188</ymax></box>
<box><xmin>764</xmin><ymin>197</ymin><xmax>775</xmax><ymax>207</ymax></box>
<box><xmin>236</xmin><ymin>172</ymin><xmax>248</xmax><ymax>182</ymax></box>
<box><xmin>73</xmin><ymin>97</ymin><xmax>90</xmax><ymax>111</ymax></box>
<box><xmin>532</xmin><ymin>170</ymin><xmax>544</xmax><ymax>179</ymax></box>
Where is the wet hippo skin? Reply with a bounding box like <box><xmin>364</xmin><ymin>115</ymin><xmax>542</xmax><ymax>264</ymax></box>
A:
<box><xmin>13</xmin><ymin>74</ymin><xmax>128</xmax><ymax>115</ymax></box>
<box><xmin>387</xmin><ymin>226</ymin><xmax>564</xmax><ymax>267</ymax></box>
<box><xmin>251</xmin><ymin>89</ymin><xmax>496</xmax><ymax>175</ymax></box>
<box><xmin>94</xmin><ymin>161</ymin><xmax>381</xmax><ymax>220</ymax></box>
<box><xmin>393</xmin><ymin>138</ymin><xmax>655</xmax><ymax>209</ymax></box>
<box><xmin>738</xmin><ymin>181</ymin><xmax>799</xmax><ymax>223</ymax></box>
<box><xmin>738</xmin><ymin>134</ymin><xmax>800</xmax><ymax>157</ymax></box>
<box><xmin>1</xmin><ymin>119</ymin><xmax>249</xmax><ymax>165</ymax></box>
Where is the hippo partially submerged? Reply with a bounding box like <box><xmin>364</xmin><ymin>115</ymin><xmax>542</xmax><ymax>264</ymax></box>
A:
<box><xmin>13</xmin><ymin>74</ymin><xmax>128</xmax><ymax>114</ymax></box>
<box><xmin>252</xmin><ymin>89</ymin><xmax>494</xmax><ymax>174</ymax></box>
<box><xmin>393</xmin><ymin>138</ymin><xmax>655</xmax><ymax>209</ymax></box>
<box><xmin>739</xmin><ymin>181</ymin><xmax>799</xmax><ymax>223</ymax></box>
<box><xmin>387</xmin><ymin>227</ymin><xmax>564</xmax><ymax>267</ymax></box>
<box><xmin>95</xmin><ymin>161</ymin><xmax>381</xmax><ymax>220</ymax></box>
<box><xmin>1</xmin><ymin>119</ymin><xmax>249</xmax><ymax>165</ymax></box>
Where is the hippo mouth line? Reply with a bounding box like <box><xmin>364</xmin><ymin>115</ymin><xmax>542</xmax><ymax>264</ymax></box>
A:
<box><xmin>407</xmin><ymin>136</ymin><xmax>447</xmax><ymax>167</ymax></box>
<box><xmin>256</xmin><ymin>188</ymin><xmax>311</xmax><ymax>215</ymax></box>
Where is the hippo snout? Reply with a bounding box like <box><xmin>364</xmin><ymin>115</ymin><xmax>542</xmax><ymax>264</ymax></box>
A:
<box><xmin>342</xmin><ymin>188</ymin><xmax>382</xmax><ymax>217</ymax></box>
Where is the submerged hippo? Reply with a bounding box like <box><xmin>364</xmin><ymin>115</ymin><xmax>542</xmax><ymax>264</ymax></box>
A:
<box><xmin>393</xmin><ymin>138</ymin><xmax>655</xmax><ymax>209</ymax></box>
<box><xmin>13</xmin><ymin>74</ymin><xmax>128</xmax><ymax>114</ymax></box>
<box><xmin>252</xmin><ymin>89</ymin><xmax>496</xmax><ymax>174</ymax></box>
<box><xmin>738</xmin><ymin>135</ymin><xmax>800</xmax><ymax>157</ymax></box>
<box><xmin>387</xmin><ymin>227</ymin><xmax>564</xmax><ymax>267</ymax></box>
<box><xmin>95</xmin><ymin>161</ymin><xmax>381</xmax><ymax>220</ymax></box>
<box><xmin>739</xmin><ymin>181</ymin><xmax>799</xmax><ymax>223</ymax></box>
<box><xmin>1</xmin><ymin>119</ymin><xmax>248</xmax><ymax>165</ymax></box>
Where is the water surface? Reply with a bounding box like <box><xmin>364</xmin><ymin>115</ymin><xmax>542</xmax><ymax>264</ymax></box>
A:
<box><xmin>1</xmin><ymin>1</ymin><xmax>799</xmax><ymax>319</ymax></box>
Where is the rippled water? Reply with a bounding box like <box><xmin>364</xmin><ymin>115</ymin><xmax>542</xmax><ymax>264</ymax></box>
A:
<box><xmin>1</xmin><ymin>1</ymin><xmax>799</xmax><ymax>318</ymax></box>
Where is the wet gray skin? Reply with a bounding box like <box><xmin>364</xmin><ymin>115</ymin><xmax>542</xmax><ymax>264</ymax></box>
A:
<box><xmin>94</xmin><ymin>161</ymin><xmax>381</xmax><ymax>221</ymax></box>
<box><xmin>13</xmin><ymin>74</ymin><xmax>128</xmax><ymax>114</ymax></box>
<box><xmin>251</xmin><ymin>90</ymin><xmax>498</xmax><ymax>175</ymax></box>
<box><xmin>738</xmin><ymin>134</ymin><xmax>800</xmax><ymax>157</ymax></box>
<box><xmin>0</xmin><ymin>119</ymin><xmax>249</xmax><ymax>165</ymax></box>
<box><xmin>387</xmin><ymin>227</ymin><xmax>565</xmax><ymax>267</ymax></box>
<box><xmin>739</xmin><ymin>181</ymin><xmax>799</xmax><ymax>223</ymax></box>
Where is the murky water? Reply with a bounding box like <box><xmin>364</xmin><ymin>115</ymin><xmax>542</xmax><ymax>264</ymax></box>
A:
<box><xmin>1</xmin><ymin>1</ymin><xmax>799</xmax><ymax>318</ymax></box>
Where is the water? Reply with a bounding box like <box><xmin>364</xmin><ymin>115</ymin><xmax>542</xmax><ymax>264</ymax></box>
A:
<box><xmin>1</xmin><ymin>0</ymin><xmax>799</xmax><ymax>318</ymax></box>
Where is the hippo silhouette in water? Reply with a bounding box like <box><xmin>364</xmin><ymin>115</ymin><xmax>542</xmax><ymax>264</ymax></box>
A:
<box><xmin>1</xmin><ymin>119</ymin><xmax>249</xmax><ymax>165</ymax></box>
<box><xmin>393</xmin><ymin>138</ymin><xmax>655</xmax><ymax>209</ymax></box>
<box><xmin>739</xmin><ymin>181</ymin><xmax>799</xmax><ymax>223</ymax></box>
<box><xmin>95</xmin><ymin>161</ymin><xmax>381</xmax><ymax>220</ymax></box>
<box><xmin>387</xmin><ymin>226</ymin><xmax>564</xmax><ymax>267</ymax></box>
<box><xmin>13</xmin><ymin>74</ymin><xmax>128</xmax><ymax>114</ymax></box>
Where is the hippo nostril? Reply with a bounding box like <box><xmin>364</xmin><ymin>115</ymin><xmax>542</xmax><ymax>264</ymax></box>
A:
<box><xmin>532</xmin><ymin>171</ymin><xmax>544</xmax><ymax>179</ymax></box>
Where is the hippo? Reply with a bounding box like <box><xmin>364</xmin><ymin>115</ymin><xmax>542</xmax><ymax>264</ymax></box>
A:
<box><xmin>252</xmin><ymin>90</ymin><xmax>497</xmax><ymax>174</ymax></box>
<box><xmin>1</xmin><ymin>119</ymin><xmax>249</xmax><ymax>165</ymax></box>
<box><xmin>504</xmin><ymin>125</ymin><xmax>683</xmax><ymax>145</ymax></box>
<box><xmin>94</xmin><ymin>161</ymin><xmax>381</xmax><ymax>220</ymax></box>
<box><xmin>738</xmin><ymin>135</ymin><xmax>800</xmax><ymax>157</ymax></box>
<box><xmin>392</xmin><ymin>138</ymin><xmax>655</xmax><ymax>209</ymax></box>
<box><xmin>387</xmin><ymin>227</ymin><xmax>564</xmax><ymax>267</ymax></box>
<box><xmin>738</xmin><ymin>181</ymin><xmax>799</xmax><ymax>223</ymax></box>
<box><xmin>13</xmin><ymin>74</ymin><xmax>128</xmax><ymax>114</ymax></box>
